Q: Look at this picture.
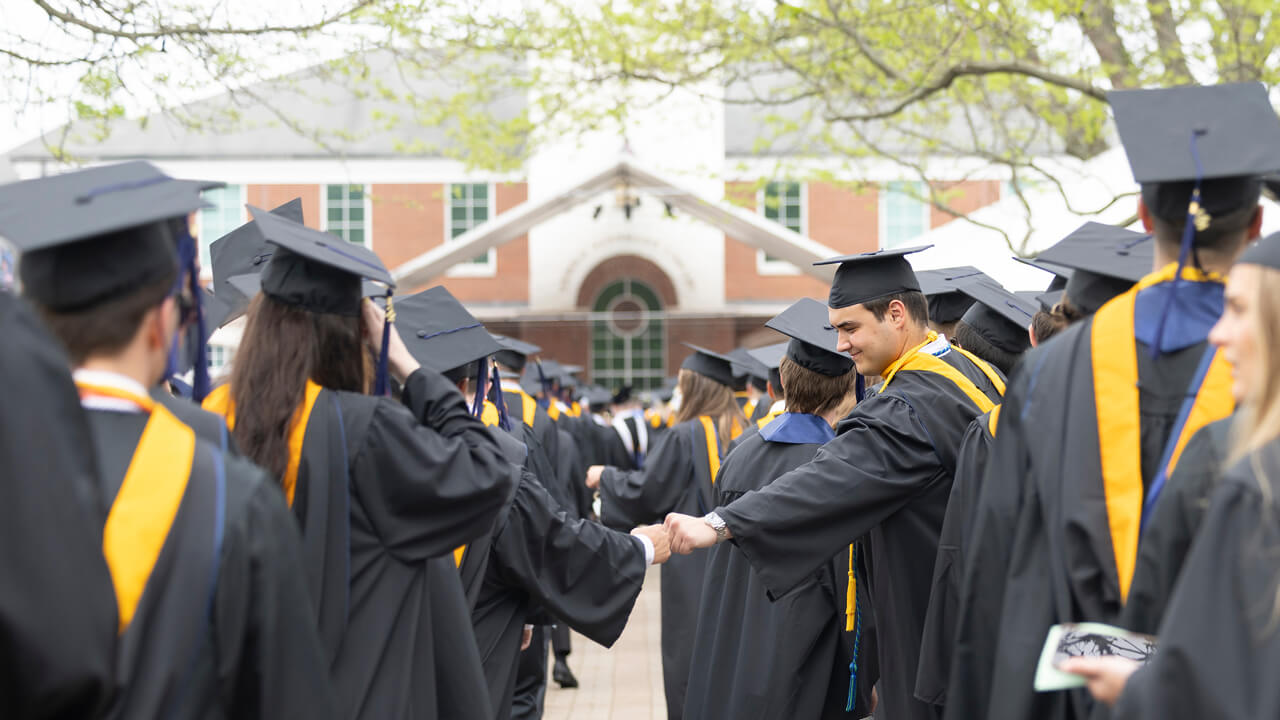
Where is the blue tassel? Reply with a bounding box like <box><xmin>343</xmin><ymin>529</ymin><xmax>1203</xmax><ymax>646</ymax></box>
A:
<box><xmin>374</xmin><ymin>291</ymin><xmax>392</xmax><ymax>396</ymax></box>
<box><xmin>855</xmin><ymin>374</ymin><xmax>866</xmax><ymax>403</ymax></box>
<box><xmin>535</xmin><ymin>360</ymin><xmax>553</xmax><ymax>408</ymax></box>
<box><xmin>489</xmin><ymin>364</ymin><xmax>513</xmax><ymax>431</ymax></box>
<box><xmin>845</xmin><ymin>543</ymin><xmax>863</xmax><ymax>714</ymax></box>
<box><xmin>844</xmin><ymin>543</ymin><xmax>865</xmax><ymax>712</ymax></box>
<box><xmin>1149</xmin><ymin>129</ymin><xmax>1207</xmax><ymax>359</ymax></box>
<box><xmin>471</xmin><ymin>359</ymin><xmax>489</xmax><ymax>418</ymax></box>
<box><xmin>165</xmin><ymin>224</ymin><xmax>209</xmax><ymax>401</ymax></box>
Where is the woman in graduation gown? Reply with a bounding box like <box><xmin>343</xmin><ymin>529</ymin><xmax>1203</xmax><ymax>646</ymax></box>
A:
<box><xmin>202</xmin><ymin>209</ymin><xmax>513</xmax><ymax>720</ymax></box>
<box><xmin>586</xmin><ymin>343</ymin><xmax>747</xmax><ymax>720</ymax></box>
<box><xmin>684</xmin><ymin>298</ymin><xmax>865</xmax><ymax>720</ymax></box>
<box><xmin>1064</xmin><ymin>230</ymin><xmax>1280</xmax><ymax>718</ymax></box>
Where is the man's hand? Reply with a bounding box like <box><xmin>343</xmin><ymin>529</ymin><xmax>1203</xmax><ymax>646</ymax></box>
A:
<box><xmin>521</xmin><ymin>625</ymin><xmax>534</xmax><ymax>651</ymax></box>
<box><xmin>1057</xmin><ymin>656</ymin><xmax>1140</xmax><ymax>707</ymax></box>
<box><xmin>664</xmin><ymin>513</ymin><xmax>720</xmax><ymax>554</ymax></box>
<box><xmin>585</xmin><ymin>465</ymin><xmax>605</xmax><ymax>490</ymax></box>
<box><xmin>631</xmin><ymin>524</ymin><xmax>671</xmax><ymax>564</ymax></box>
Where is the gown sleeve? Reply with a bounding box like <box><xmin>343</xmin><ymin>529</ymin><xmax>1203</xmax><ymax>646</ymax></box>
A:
<box><xmin>215</xmin><ymin>461</ymin><xmax>338</xmax><ymax>719</ymax></box>
<box><xmin>351</xmin><ymin>368</ymin><xmax>512</xmax><ymax>562</ymax></box>
<box><xmin>598</xmin><ymin>426</ymin><xmax>691</xmax><ymax>531</ymax></box>
<box><xmin>1113</xmin><ymin>473</ymin><xmax>1280</xmax><ymax>719</ymax></box>
<box><xmin>716</xmin><ymin>394</ymin><xmax>941</xmax><ymax>596</ymax></box>
<box><xmin>490</xmin><ymin>471</ymin><xmax>647</xmax><ymax>646</ymax></box>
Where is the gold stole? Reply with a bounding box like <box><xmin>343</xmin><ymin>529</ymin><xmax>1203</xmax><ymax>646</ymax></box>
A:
<box><xmin>1091</xmin><ymin>263</ymin><xmax>1233</xmax><ymax>601</ymax></box>
<box><xmin>202</xmin><ymin>381</ymin><xmax>323</xmax><ymax>506</ymax></box>
<box><xmin>100</xmin><ymin>395</ymin><xmax>197</xmax><ymax>632</ymax></box>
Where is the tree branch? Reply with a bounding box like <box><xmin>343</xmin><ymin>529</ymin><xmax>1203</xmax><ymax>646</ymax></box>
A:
<box><xmin>32</xmin><ymin>0</ymin><xmax>375</xmax><ymax>40</ymax></box>
<box><xmin>823</xmin><ymin>61</ymin><xmax>1105</xmax><ymax>124</ymax></box>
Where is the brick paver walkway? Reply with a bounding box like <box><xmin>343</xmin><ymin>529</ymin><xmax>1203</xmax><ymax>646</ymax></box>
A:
<box><xmin>544</xmin><ymin>565</ymin><xmax>667</xmax><ymax>720</ymax></box>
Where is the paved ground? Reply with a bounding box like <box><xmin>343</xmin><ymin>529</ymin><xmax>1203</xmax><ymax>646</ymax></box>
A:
<box><xmin>544</xmin><ymin>565</ymin><xmax>667</xmax><ymax>720</ymax></box>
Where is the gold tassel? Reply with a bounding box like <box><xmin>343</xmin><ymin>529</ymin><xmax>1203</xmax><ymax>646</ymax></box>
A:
<box><xmin>845</xmin><ymin>543</ymin><xmax>857</xmax><ymax>632</ymax></box>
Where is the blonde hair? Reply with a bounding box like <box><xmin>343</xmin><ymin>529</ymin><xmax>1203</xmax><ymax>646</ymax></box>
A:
<box><xmin>674</xmin><ymin>368</ymin><xmax>747</xmax><ymax>449</ymax></box>
<box><xmin>1230</xmin><ymin>267</ymin><xmax>1280</xmax><ymax>462</ymax></box>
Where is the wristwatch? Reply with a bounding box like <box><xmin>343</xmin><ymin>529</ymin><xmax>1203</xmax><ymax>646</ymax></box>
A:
<box><xmin>703</xmin><ymin>511</ymin><xmax>729</xmax><ymax>543</ymax></box>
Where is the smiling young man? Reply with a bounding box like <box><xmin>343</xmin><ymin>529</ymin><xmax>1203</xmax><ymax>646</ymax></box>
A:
<box><xmin>665</xmin><ymin>245</ymin><xmax>1005</xmax><ymax>720</ymax></box>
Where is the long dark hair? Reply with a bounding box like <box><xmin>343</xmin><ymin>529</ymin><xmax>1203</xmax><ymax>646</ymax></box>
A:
<box><xmin>230</xmin><ymin>293</ymin><xmax>370</xmax><ymax>482</ymax></box>
<box><xmin>674</xmin><ymin>368</ymin><xmax>747</xmax><ymax>449</ymax></box>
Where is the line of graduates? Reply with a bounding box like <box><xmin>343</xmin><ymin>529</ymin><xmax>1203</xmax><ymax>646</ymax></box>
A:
<box><xmin>0</xmin><ymin>163</ymin><xmax>691</xmax><ymax>720</ymax></box>
<box><xmin>653</xmin><ymin>80</ymin><xmax>1280</xmax><ymax>720</ymax></box>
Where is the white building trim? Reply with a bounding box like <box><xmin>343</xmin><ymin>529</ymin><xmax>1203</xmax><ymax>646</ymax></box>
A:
<box><xmin>393</xmin><ymin>152</ymin><xmax>841</xmax><ymax>289</ymax></box>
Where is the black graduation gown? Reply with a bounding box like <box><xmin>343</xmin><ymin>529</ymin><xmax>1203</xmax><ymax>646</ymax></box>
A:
<box><xmin>598</xmin><ymin>417</ymin><xmax>726</xmax><ymax>720</ymax></box>
<box><xmin>915</xmin><ymin>407</ymin><xmax>997</xmax><ymax>706</ymax></box>
<box><xmin>503</xmin><ymin>388</ymin><xmax>560</xmax><ymax>473</ymax></box>
<box><xmin>684</xmin><ymin>417</ymin><xmax>854</xmax><ymax>720</ymax></box>
<box><xmin>289</xmin><ymin>368</ymin><xmax>513</xmax><ymax>720</ymax></box>
<box><xmin>1120</xmin><ymin>416</ymin><xmax>1233</xmax><ymax>635</ymax></box>
<box><xmin>1110</xmin><ymin>455</ymin><xmax>1280</xmax><ymax>719</ymax></box>
<box><xmin>945</xmin><ymin>321</ymin><xmax>1214</xmax><ymax>720</ymax></box>
<box><xmin>471</xmin><ymin>467</ymin><xmax>647</xmax><ymax>717</ymax></box>
<box><xmin>153</xmin><ymin>388</ymin><xmax>240</xmax><ymax>454</ymax></box>
<box><xmin>84</xmin><ymin>408</ymin><xmax>335</xmax><ymax>720</ymax></box>
<box><xmin>0</xmin><ymin>294</ymin><xmax>116</xmax><ymax>720</ymax></box>
<box><xmin>716</xmin><ymin>350</ymin><xmax>1003</xmax><ymax>720</ymax></box>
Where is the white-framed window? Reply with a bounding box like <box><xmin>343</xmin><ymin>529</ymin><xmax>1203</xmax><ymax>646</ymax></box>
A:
<box><xmin>756</xmin><ymin>181</ymin><xmax>805</xmax><ymax>275</ymax></box>
<box><xmin>591</xmin><ymin>278</ymin><xmax>666</xmax><ymax>390</ymax></box>
<box><xmin>445</xmin><ymin>182</ymin><xmax>496</xmax><ymax>277</ymax></box>
<box><xmin>879</xmin><ymin>181</ymin><xmax>931</xmax><ymax>249</ymax></box>
<box><xmin>322</xmin><ymin>184</ymin><xmax>371</xmax><ymax>247</ymax></box>
<box><xmin>198</xmin><ymin>184</ymin><xmax>246</xmax><ymax>276</ymax></box>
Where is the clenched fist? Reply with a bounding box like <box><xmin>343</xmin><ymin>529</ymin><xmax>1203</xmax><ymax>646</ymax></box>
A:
<box><xmin>585</xmin><ymin>465</ymin><xmax>605</xmax><ymax>490</ymax></box>
<box><xmin>663</xmin><ymin>512</ymin><xmax>720</xmax><ymax>554</ymax></box>
<box><xmin>631</xmin><ymin>524</ymin><xmax>672</xmax><ymax>564</ymax></box>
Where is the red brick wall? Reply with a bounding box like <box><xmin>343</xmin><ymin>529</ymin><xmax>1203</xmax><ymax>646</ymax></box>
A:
<box><xmin>723</xmin><ymin>181</ymin><xmax>879</xmax><ymax>302</ymax></box>
<box><xmin>372</xmin><ymin>182</ymin><xmax>530</xmax><ymax>303</ymax></box>
<box><xmin>245</xmin><ymin>184</ymin><xmax>321</xmax><ymax>229</ymax></box>
<box><xmin>929</xmin><ymin>180</ymin><xmax>1002</xmax><ymax>228</ymax></box>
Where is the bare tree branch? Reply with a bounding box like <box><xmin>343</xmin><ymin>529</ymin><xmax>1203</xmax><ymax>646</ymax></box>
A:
<box><xmin>32</xmin><ymin>0</ymin><xmax>375</xmax><ymax>40</ymax></box>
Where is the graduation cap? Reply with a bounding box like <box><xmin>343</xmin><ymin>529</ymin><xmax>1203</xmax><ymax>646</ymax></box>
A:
<box><xmin>1031</xmin><ymin>222</ymin><xmax>1153</xmax><ymax>314</ymax></box>
<box><xmin>1235</xmin><ymin>230</ymin><xmax>1280</xmax><ymax>272</ymax></box>
<box><xmin>728</xmin><ymin>347</ymin><xmax>770</xmax><ymax>392</ymax></box>
<box><xmin>814</xmin><ymin>245</ymin><xmax>932</xmax><ymax>309</ymax></box>
<box><xmin>491</xmin><ymin>334</ymin><xmax>541</xmax><ymax>373</ymax></box>
<box><xmin>956</xmin><ymin>279</ymin><xmax>1036</xmax><ymax>355</ymax></box>
<box><xmin>765</xmin><ymin>297</ymin><xmax>855</xmax><ymax>377</ymax></box>
<box><xmin>916</xmin><ymin>266</ymin><xmax>989</xmax><ymax>324</ymax></box>
<box><xmin>656</xmin><ymin>376</ymin><xmax>679</xmax><ymax>403</ymax></box>
<box><xmin>0</xmin><ymin>161</ymin><xmax>217</xmax><ymax>312</ymax></box>
<box><xmin>250</xmin><ymin>206</ymin><xmax>396</xmax><ymax>394</ymax></box>
<box><xmin>210</xmin><ymin>197</ymin><xmax>303</xmax><ymax>316</ymax></box>
<box><xmin>583</xmin><ymin>385</ymin><xmax>614</xmax><ymax>408</ymax></box>
<box><xmin>680</xmin><ymin>343</ymin><xmax>737</xmax><ymax>387</ymax></box>
<box><xmin>746</xmin><ymin>341</ymin><xmax>788</xmax><ymax>373</ymax></box>
<box><xmin>0</xmin><ymin>161</ymin><xmax>223</xmax><ymax>399</ymax></box>
<box><xmin>1110</xmin><ymin>83</ymin><xmax>1280</xmax><ymax>226</ymax></box>
<box><xmin>396</xmin><ymin>286</ymin><xmax>499</xmax><ymax>377</ymax></box>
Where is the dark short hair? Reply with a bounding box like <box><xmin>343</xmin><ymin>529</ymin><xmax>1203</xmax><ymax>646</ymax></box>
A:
<box><xmin>37</xmin><ymin>273</ymin><xmax>176</xmax><ymax>365</ymax></box>
<box><xmin>1030</xmin><ymin>297</ymin><xmax>1086</xmax><ymax>346</ymax></box>
<box><xmin>1148</xmin><ymin>204</ymin><xmax>1259</xmax><ymax>256</ymax></box>
<box><xmin>862</xmin><ymin>290</ymin><xmax>929</xmax><ymax>327</ymax></box>
<box><xmin>778</xmin><ymin>355</ymin><xmax>856</xmax><ymax>416</ymax></box>
<box><xmin>952</xmin><ymin>320</ymin><xmax>1021</xmax><ymax>376</ymax></box>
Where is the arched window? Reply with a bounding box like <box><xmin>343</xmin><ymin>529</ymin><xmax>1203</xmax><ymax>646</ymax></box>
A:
<box><xmin>591</xmin><ymin>278</ymin><xmax>665</xmax><ymax>390</ymax></box>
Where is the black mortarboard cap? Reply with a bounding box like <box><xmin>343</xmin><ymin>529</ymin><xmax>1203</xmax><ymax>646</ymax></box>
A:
<box><xmin>611</xmin><ymin>385</ymin><xmax>633</xmax><ymax>405</ymax></box>
<box><xmin>681</xmin><ymin>343</ymin><xmax>737</xmax><ymax>387</ymax></box>
<box><xmin>728</xmin><ymin>348</ymin><xmax>769</xmax><ymax>382</ymax></box>
<box><xmin>252</xmin><ymin>206</ymin><xmax>393</xmax><ymax>317</ymax></box>
<box><xmin>746</xmin><ymin>341</ymin><xmax>788</xmax><ymax>372</ymax></box>
<box><xmin>210</xmin><ymin>198</ymin><xmax>303</xmax><ymax>313</ymax></box>
<box><xmin>492</xmin><ymin>334</ymin><xmax>541</xmax><ymax>373</ymax></box>
<box><xmin>916</xmin><ymin>266</ymin><xmax>989</xmax><ymax>324</ymax></box>
<box><xmin>396</xmin><ymin>286</ymin><xmax>499</xmax><ymax>374</ymax></box>
<box><xmin>1109</xmin><ymin>83</ymin><xmax>1280</xmax><ymax>224</ymax></box>
<box><xmin>1235</xmin><ymin>231</ymin><xmax>1280</xmax><ymax>272</ymax></box>
<box><xmin>765</xmin><ymin>297</ymin><xmax>855</xmax><ymax>377</ymax></box>
<box><xmin>957</xmin><ymin>279</ymin><xmax>1035</xmax><ymax>354</ymax></box>
<box><xmin>0</xmin><ymin>161</ymin><xmax>219</xmax><ymax>311</ymax></box>
<box><xmin>815</xmin><ymin>245</ymin><xmax>931</xmax><ymax>309</ymax></box>
<box><xmin>584</xmin><ymin>385</ymin><xmax>614</xmax><ymax>408</ymax></box>
<box><xmin>1032</xmin><ymin>222</ymin><xmax>1152</xmax><ymax>314</ymax></box>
